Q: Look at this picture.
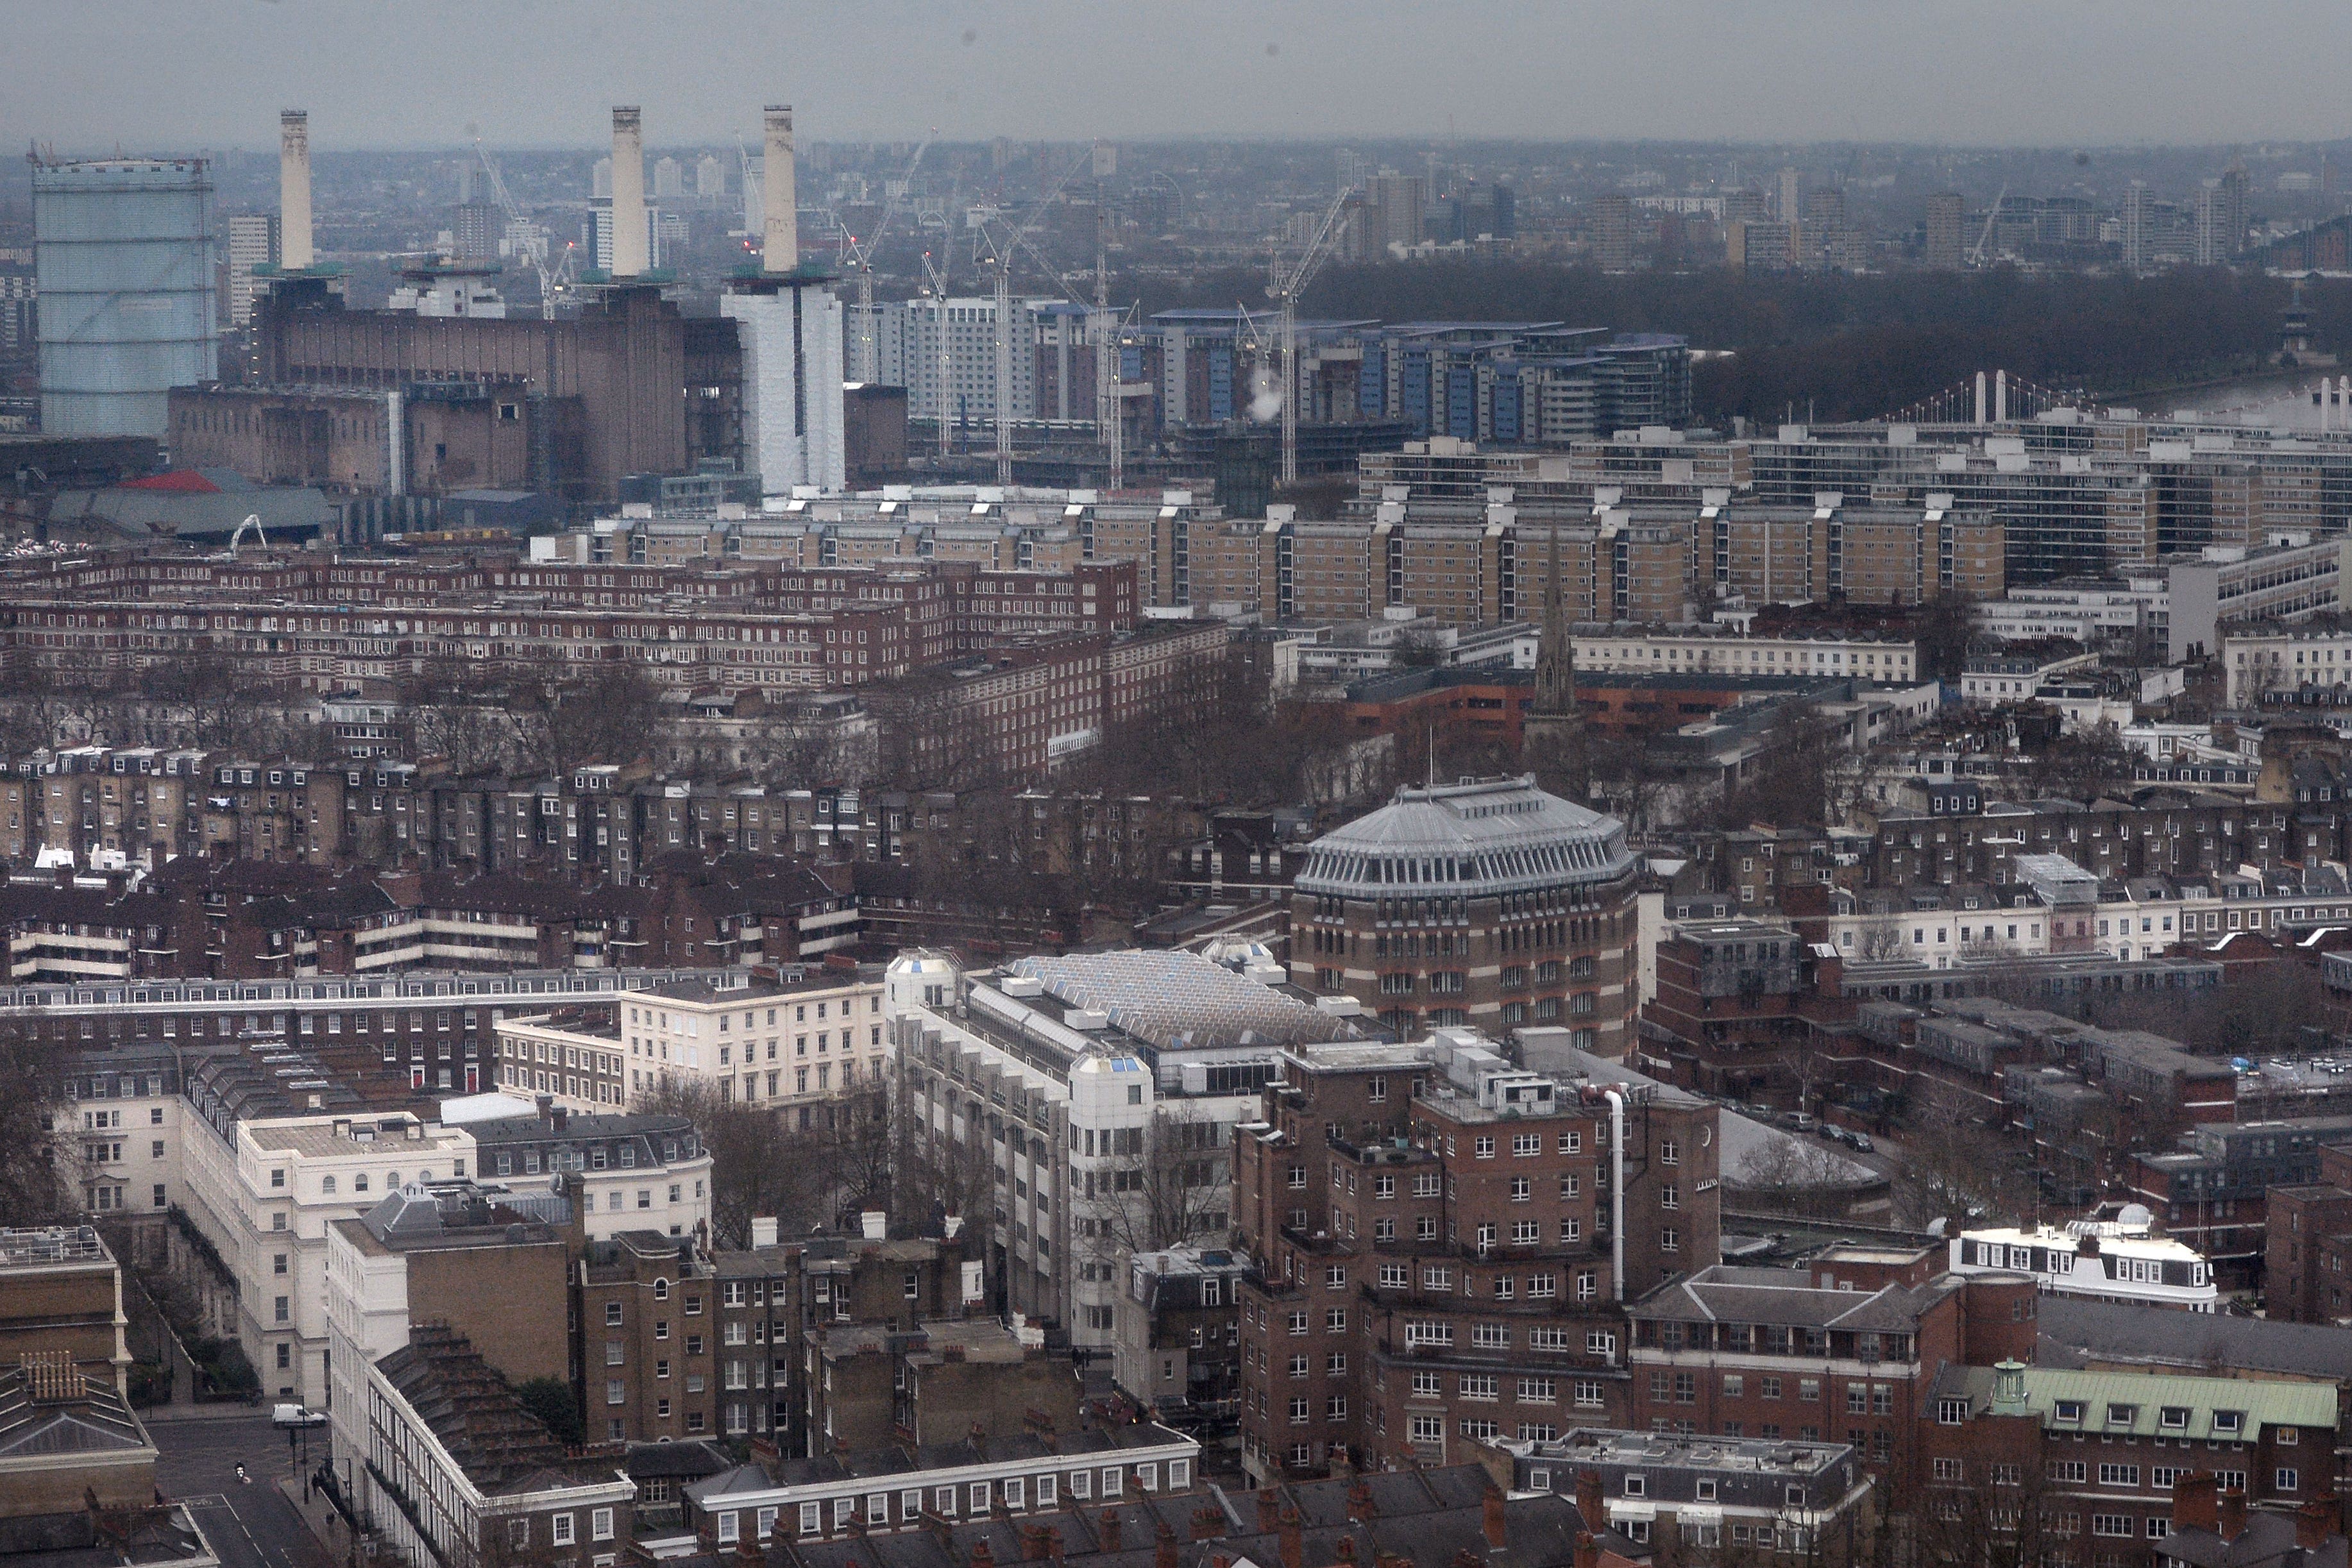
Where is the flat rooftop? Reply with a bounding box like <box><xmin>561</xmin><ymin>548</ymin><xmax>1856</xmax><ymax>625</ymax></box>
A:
<box><xmin>244</xmin><ymin>1117</ymin><xmax>468</xmax><ymax>1159</ymax></box>
<box><xmin>0</xmin><ymin>1226</ymin><xmax>110</xmax><ymax>1269</ymax></box>
<box><xmin>1496</xmin><ymin>1426</ymin><xmax>1853</xmax><ymax>1476</ymax></box>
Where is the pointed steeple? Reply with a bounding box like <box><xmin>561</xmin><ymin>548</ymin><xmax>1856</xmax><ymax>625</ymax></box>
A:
<box><xmin>1525</xmin><ymin>519</ymin><xmax>1585</xmax><ymax>789</ymax></box>
<box><xmin>1532</xmin><ymin>519</ymin><xmax>1577</xmax><ymax>719</ymax></box>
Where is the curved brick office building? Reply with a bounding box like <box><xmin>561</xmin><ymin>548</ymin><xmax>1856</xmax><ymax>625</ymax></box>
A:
<box><xmin>1289</xmin><ymin>775</ymin><xmax>1639</xmax><ymax>1052</ymax></box>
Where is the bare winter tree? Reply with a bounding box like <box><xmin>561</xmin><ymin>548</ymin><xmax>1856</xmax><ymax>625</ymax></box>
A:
<box><xmin>1888</xmin><ymin>1094</ymin><xmax>2040</xmax><ymax>1229</ymax></box>
<box><xmin>1081</xmin><ymin>1111</ymin><xmax>1236</xmax><ymax>1281</ymax></box>
<box><xmin>632</xmin><ymin>1078</ymin><xmax>892</xmax><ymax>1248</ymax></box>
<box><xmin>872</xmin><ymin>667</ymin><xmax>1006</xmax><ymax>794</ymax></box>
<box><xmin>1854</xmin><ymin>923</ymin><xmax>1911</xmax><ymax>961</ymax></box>
<box><xmin>1914</xmin><ymin>1453</ymin><xmax>2076</xmax><ymax>1568</ymax></box>
<box><xmin>1728</xmin><ymin>1134</ymin><xmax>1857</xmax><ymax>1220</ymax></box>
<box><xmin>2023</xmin><ymin>720</ymin><xmax>2135</xmax><ymax>802</ymax></box>
<box><xmin>0</xmin><ymin>1038</ymin><xmax>76</xmax><ymax>1227</ymax></box>
<box><xmin>517</xmin><ymin>661</ymin><xmax>670</xmax><ymax>776</ymax></box>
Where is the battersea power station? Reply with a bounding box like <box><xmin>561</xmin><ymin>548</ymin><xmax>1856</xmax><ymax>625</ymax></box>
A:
<box><xmin>171</xmin><ymin>103</ymin><xmax>847</xmax><ymax>510</ymax></box>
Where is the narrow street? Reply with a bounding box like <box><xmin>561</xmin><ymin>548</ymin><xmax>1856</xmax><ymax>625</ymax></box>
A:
<box><xmin>150</xmin><ymin>1412</ymin><xmax>332</xmax><ymax>1568</ymax></box>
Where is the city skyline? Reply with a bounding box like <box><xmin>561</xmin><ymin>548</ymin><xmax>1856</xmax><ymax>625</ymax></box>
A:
<box><xmin>6</xmin><ymin>0</ymin><xmax>2352</xmax><ymax>151</ymax></box>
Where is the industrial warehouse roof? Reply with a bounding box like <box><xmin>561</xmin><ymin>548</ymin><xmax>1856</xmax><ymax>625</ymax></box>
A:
<box><xmin>1294</xmin><ymin>774</ymin><xmax>1634</xmax><ymax>898</ymax></box>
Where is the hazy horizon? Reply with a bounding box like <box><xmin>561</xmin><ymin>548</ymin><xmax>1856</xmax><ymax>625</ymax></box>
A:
<box><xmin>8</xmin><ymin>0</ymin><xmax>2352</xmax><ymax>154</ymax></box>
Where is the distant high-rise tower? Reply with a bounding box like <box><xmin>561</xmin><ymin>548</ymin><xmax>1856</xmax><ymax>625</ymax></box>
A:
<box><xmin>592</xmin><ymin>157</ymin><xmax>613</xmax><ymax>200</ymax></box>
<box><xmin>654</xmin><ymin>156</ymin><xmax>684</xmax><ymax>200</ymax></box>
<box><xmin>1802</xmin><ymin>187</ymin><xmax>1847</xmax><ymax>268</ymax></box>
<box><xmin>695</xmin><ymin>153</ymin><xmax>726</xmax><ymax>199</ymax></box>
<box><xmin>1924</xmin><ymin>191</ymin><xmax>1965</xmax><ymax>270</ymax></box>
<box><xmin>588</xmin><ymin>202</ymin><xmax>661</xmax><ymax>273</ymax></box>
<box><xmin>450</xmin><ymin>202</ymin><xmax>501</xmax><ymax>261</ymax></box>
<box><xmin>1364</xmin><ymin>171</ymin><xmax>1427</xmax><ymax>257</ymax></box>
<box><xmin>1594</xmin><ymin>192</ymin><xmax>1634</xmax><ymax>273</ymax></box>
<box><xmin>1777</xmin><ymin>167</ymin><xmax>1802</xmax><ymax>223</ymax></box>
<box><xmin>224</xmin><ymin>212</ymin><xmax>278</xmax><ymax>326</ymax></box>
<box><xmin>1091</xmin><ymin>140</ymin><xmax>1117</xmax><ymax>180</ymax></box>
<box><xmin>723</xmin><ymin>103</ymin><xmax>845</xmax><ymax>494</ymax></box>
<box><xmin>2194</xmin><ymin>183</ymin><xmax>2232</xmax><ymax>266</ymax></box>
<box><xmin>2219</xmin><ymin>158</ymin><xmax>2250</xmax><ymax>256</ymax></box>
<box><xmin>2121</xmin><ymin>182</ymin><xmax>2153</xmax><ymax>272</ymax></box>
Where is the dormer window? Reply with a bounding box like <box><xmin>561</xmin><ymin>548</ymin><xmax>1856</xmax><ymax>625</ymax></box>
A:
<box><xmin>2159</xmin><ymin>1407</ymin><xmax>2190</xmax><ymax>1431</ymax></box>
<box><xmin>2053</xmin><ymin>1400</ymin><xmax>2085</xmax><ymax>1423</ymax></box>
<box><xmin>2106</xmin><ymin>1404</ymin><xmax>2136</xmax><ymax>1427</ymax></box>
<box><xmin>2212</xmin><ymin>1410</ymin><xmax>2244</xmax><ymax>1436</ymax></box>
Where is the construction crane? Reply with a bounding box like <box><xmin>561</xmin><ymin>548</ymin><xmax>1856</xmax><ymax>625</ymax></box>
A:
<box><xmin>1092</xmin><ymin>233</ymin><xmax>1122</xmax><ymax>493</ymax></box>
<box><xmin>835</xmin><ymin>132</ymin><xmax>933</xmax><ymax>384</ymax></box>
<box><xmin>1968</xmin><ymin>183</ymin><xmax>2006</xmax><ymax>267</ymax></box>
<box><xmin>473</xmin><ymin>139</ymin><xmax>576</xmax><ymax>320</ymax></box>
<box><xmin>975</xmin><ymin>148</ymin><xmax>1097</xmax><ymax>488</ymax></box>
<box><xmin>1266</xmin><ymin>186</ymin><xmax>1357</xmax><ymax>485</ymax></box>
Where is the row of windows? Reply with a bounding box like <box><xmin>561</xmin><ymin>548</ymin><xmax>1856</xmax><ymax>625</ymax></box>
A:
<box><xmin>712</xmin><ymin>1458</ymin><xmax>1193</xmax><ymax>1543</ymax></box>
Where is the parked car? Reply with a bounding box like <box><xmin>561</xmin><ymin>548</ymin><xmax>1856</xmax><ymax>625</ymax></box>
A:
<box><xmin>1788</xmin><ymin>1113</ymin><xmax>1820</xmax><ymax>1134</ymax></box>
<box><xmin>1848</xmin><ymin>1133</ymin><xmax>1875</xmax><ymax>1154</ymax></box>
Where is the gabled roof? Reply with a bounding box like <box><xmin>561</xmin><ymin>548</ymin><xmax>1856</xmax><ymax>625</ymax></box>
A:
<box><xmin>1630</xmin><ymin>1265</ymin><xmax>1958</xmax><ymax>1333</ymax></box>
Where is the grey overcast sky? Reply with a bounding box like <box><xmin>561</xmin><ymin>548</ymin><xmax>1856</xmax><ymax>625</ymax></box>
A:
<box><xmin>7</xmin><ymin>0</ymin><xmax>2351</xmax><ymax>152</ymax></box>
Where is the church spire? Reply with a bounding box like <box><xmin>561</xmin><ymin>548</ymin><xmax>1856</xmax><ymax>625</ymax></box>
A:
<box><xmin>1533</xmin><ymin>519</ymin><xmax>1577</xmax><ymax>716</ymax></box>
<box><xmin>1526</xmin><ymin>519</ymin><xmax>1585</xmax><ymax>787</ymax></box>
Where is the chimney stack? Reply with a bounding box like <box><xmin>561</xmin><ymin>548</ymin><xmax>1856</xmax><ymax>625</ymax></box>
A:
<box><xmin>2219</xmin><ymin>1487</ymin><xmax>2249</xmax><ymax>1543</ymax></box>
<box><xmin>1483</xmin><ymin>1485</ymin><xmax>1509</xmax><ymax>1549</ymax></box>
<box><xmin>1154</xmin><ymin>1524</ymin><xmax>1180</xmax><ymax>1568</ymax></box>
<box><xmin>280</xmin><ymin>110</ymin><xmax>313</xmax><ymax>271</ymax></box>
<box><xmin>762</xmin><ymin>105</ymin><xmax>797</xmax><ymax>273</ymax></box>
<box><xmin>1255</xmin><ymin>1488</ymin><xmax>1279</xmax><ymax>1533</ymax></box>
<box><xmin>1575</xmin><ymin>1534</ymin><xmax>1601</xmax><ymax>1568</ymax></box>
<box><xmin>1278</xmin><ymin>1506</ymin><xmax>1303</xmax><ymax>1568</ymax></box>
<box><xmin>2173</xmin><ymin>1472</ymin><xmax>2218</xmax><ymax>1535</ymax></box>
<box><xmin>1575</xmin><ymin>1471</ymin><xmax>1605</xmax><ymax>1534</ymax></box>
<box><xmin>1097</xmin><ymin>1510</ymin><xmax>1121</xmax><ymax>1553</ymax></box>
<box><xmin>609</xmin><ymin>106</ymin><xmax>648</xmax><ymax>278</ymax></box>
<box><xmin>2296</xmin><ymin>1496</ymin><xmax>2339</xmax><ymax>1551</ymax></box>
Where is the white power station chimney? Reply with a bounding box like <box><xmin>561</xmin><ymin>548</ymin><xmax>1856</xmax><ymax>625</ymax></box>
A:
<box><xmin>762</xmin><ymin>104</ymin><xmax>797</xmax><ymax>273</ymax></box>
<box><xmin>280</xmin><ymin>110</ymin><xmax>313</xmax><ymax>271</ymax></box>
<box><xmin>609</xmin><ymin>106</ymin><xmax>648</xmax><ymax>278</ymax></box>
